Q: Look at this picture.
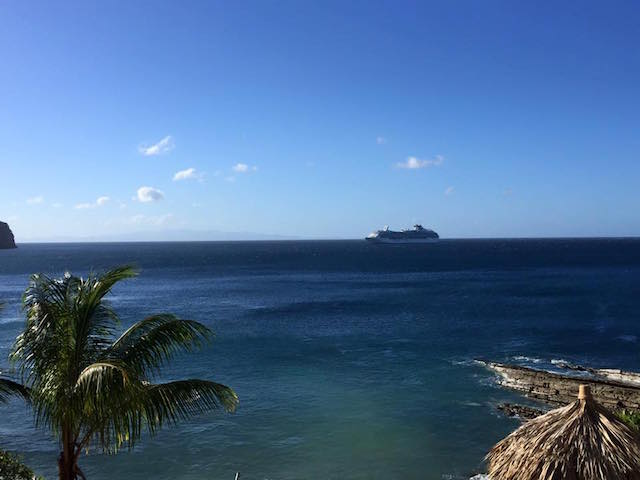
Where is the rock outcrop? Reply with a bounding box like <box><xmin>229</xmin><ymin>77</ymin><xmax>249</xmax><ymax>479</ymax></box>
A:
<box><xmin>497</xmin><ymin>403</ymin><xmax>546</xmax><ymax>420</ymax></box>
<box><xmin>0</xmin><ymin>221</ymin><xmax>16</xmax><ymax>249</ymax></box>
<box><xmin>553</xmin><ymin>360</ymin><xmax>640</xmax><ymax>386</ymax></box>
<box><xmin>481</xmin><ymin>361</ymin><xmax>640</xmax><ymax>411</ymax></box>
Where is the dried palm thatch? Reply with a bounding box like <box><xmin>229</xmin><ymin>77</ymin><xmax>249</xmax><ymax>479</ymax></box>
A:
<box><xmin>487</xmin><ymin>385</ymin><xmax>640</xmax><ymax>480</ymax></box>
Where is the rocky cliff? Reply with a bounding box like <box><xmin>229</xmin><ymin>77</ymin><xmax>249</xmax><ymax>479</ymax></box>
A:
<box><xmin>0</xmin><ymin>221</ymin><xmax>16</xmax><ymax>249</ymax></box>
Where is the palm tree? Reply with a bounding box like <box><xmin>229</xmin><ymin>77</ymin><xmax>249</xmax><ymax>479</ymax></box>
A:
<box><xmin>9</xmin><ymin>266</ymin><xmax>238</xmax><ymax>480</ymax></box>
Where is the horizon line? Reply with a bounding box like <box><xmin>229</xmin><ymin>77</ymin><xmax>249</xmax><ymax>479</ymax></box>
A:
<box><xmin>11</xmin><ymin>234</ymin><xmax>640</xmax><ymax>245</ymax></box>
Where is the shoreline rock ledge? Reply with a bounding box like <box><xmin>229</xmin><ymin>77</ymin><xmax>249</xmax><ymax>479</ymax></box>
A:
<box><xmin>480</xmin><ymin>361</ymin><xmax>640</xmax><ymax>411</ymax></box>
<box><xmin>0</xmin><ymin>221</ymin><xmax>17</xmax><ymax>249</ymax></box>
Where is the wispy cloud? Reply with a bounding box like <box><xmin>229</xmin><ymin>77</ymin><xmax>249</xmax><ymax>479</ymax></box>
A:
<box><xmin>136</xmin><ymin>186</ymin><xmax>164</xmax><ymax>203</ymax></box>
<box><xmin>173</xmin><ymin>167</ymin><xmax>203</xmax><ymax>181</ymax></box>
<box><xmin>232</xmin><ymin>163</ymin><xmax>257</xmax><ymax>173</ymax></box>
<box><xmin>51</xmin><ymin>202</ymin><xmax>63</xmax><ymax>208</ymax></box>
<box><xmin>75</xmin><ymin>196</ymin><xmax>110</xmax><ymax>209</ymax></box>
<box><xmin>376</xmin><ymin>136</ymin><xmax>387</xmax><ymax>145</ymax></box>
<box><xmin>26</xmin><ymin>195</ymin><xmax>44</xmax><ymax>205</ymax></box>
<box><xmin>445</xmin><ymin>186</ymin><xmax>455</xmax><ymax>196</ymax></box>
<box><xmin>396</xmin><ymin>155</ymin><xmax>444</xmax><ymax>170</ymax></box>
<box><xmin>127</xmin><ymin>213</ymin><xmax>174</xmax><ymax>226</ymax></box>
<box><xmin>139</xmin><ymin>136</ymin><xmax>174</xmax><ymax>156</ymax></box>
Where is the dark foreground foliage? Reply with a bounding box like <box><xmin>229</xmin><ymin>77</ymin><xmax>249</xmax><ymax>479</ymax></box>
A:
<box><xmin>0</xmin><ymin>448</ymin><xmax>41</xmax><ymax>480</ymax></box>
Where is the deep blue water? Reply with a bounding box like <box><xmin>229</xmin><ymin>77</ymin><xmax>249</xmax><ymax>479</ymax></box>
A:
<box><xmin>1</xmin><ymin>239</ymin><xmax>640</xmax><ymax>479</ymax></box>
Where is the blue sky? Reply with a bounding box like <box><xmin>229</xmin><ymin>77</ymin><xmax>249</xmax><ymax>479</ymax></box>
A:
<box><xmin>1</xmin><ymin>1</ymin><xmax>639</xmax><ymax>240</ymax></box>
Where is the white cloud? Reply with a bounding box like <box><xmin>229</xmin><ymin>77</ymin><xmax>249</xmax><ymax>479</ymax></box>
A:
<box><xmin>376</xmin><ymin>136</ymin><xmax>387</xmax><ymax>145</ymax></box>
<box><xmin>26</xmin><ymin>195</ymin><xmax>44</xmax><ymax>205</ymax></box>
<box><xmin>74</xmin><ymin>196</ymin><xmax>110</xmax><ymax>209</ymax></box>
<box><xmin>137</xmin><ymin>186</ymin><xmax>164</xmax><ymax>203</ymax></box>
<box><xmin>225</xmin><ymin>176</ymin><xmax>236</xmax><ymax>183</ymax></box>
<box><xmin>51</xmin><ymin>202</ymin><xmax>63</xmax><ymax>208</ymax></box>
<box><xmin>445</xmin><ymin>186</ymin><xmax>455</xmax><ymax>196</ymax></box>
<box><xmin>396</xmin><ymin>155</ymin><xmax>444</xmax><ymax>170</ymax></box>
<box><xmin>232</xmin><ymin>163</ymin><xmax>257</xmax><ymax>173</ymax></box>
<box><xmin>139</xmin><ymin>136</ymin><xmax>174</xmax><ymax>156</ymax></box>
<box><xmin>173</xmin><ymin>167</ymin><xmax>202</xmax><ymax>181</ymax></box>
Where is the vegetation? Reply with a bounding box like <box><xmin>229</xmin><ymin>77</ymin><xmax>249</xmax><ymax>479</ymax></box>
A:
<box><xmin>0</xmin><ymin>448</ymin><xmax>41</xmax><ymax>480</ymax></box>
<box><xmin>0</xmin><ymin>377</ymin><xmax>30</xmax><ymax>404</ymax></box>
<box><xmin>5</xmin><ymin>266</ymin><xmax>237</xmax><ymax>480</ymax></box>
<box><xmin>616</xmin><ymin>409</ymin><xmax>640</xmax><ymax>432</ymax></box>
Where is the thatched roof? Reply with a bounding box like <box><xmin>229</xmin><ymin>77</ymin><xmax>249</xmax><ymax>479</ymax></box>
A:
<box><xmin>487</xmin><ymin>385</ymin><xmax>640</xmax><ymax>480</ymax></box>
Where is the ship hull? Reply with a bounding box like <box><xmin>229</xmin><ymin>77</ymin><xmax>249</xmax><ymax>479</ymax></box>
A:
<box><xmin>365</xmin><ymin>237</ymin><xmax>439</xmax><ymax>244</ymax></box>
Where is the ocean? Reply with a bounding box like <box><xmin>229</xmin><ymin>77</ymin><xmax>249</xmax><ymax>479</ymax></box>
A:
<box><xmin>1</xmin><ymin>239</ymin><xmax>640</xmax><ymax>479</ymax></box>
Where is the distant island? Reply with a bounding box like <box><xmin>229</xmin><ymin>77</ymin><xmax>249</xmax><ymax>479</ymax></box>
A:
<box><xmin>0</xmin><ymin>221</ymin><xmax>16</xmax><ymax>248</ymax></box>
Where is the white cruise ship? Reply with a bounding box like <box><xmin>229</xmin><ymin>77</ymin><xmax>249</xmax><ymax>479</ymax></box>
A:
<box><xmin>365</xmin><ymin>224</ymin><xmax>439</xmax><ymax>243</ymax></box>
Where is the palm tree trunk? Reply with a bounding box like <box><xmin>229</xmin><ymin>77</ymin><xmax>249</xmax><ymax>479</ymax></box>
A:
<box><xmin>58</xmin><ymin>452</ymin><xmax>65</xmax><ymax>480</ymax></box>
<box><xmin>58</xmin><ymin>427</ymin><xmax>76</xmax><ymax>480</ymax></box>
<box><xmin>58</xmin><ymin>451</ymin><xmax>76</xmax><ymax>480</ymax></box>
<box><xmin>58</xmin><ymin>450</ymin><xmax>74</xmax><ymax>480</ymax></box>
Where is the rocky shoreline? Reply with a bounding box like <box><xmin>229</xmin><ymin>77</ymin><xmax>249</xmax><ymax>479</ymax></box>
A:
<box><xmin>480</xmin><ymin>360</ymin><xmax>640</xmax><ymax>414</ymax></box>
<box><xmin>496</xmin><ymin>402</ymin><xmax>546</xmax><ymax>420</ymax></box>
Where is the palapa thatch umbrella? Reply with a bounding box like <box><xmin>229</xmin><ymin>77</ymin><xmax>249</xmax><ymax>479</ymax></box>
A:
<box><xmin>487</xmin><ymin>385</ymin><xmax>640</xmax><ymax>480</ymax></box>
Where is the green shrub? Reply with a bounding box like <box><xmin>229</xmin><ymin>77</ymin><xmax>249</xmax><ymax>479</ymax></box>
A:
<box><xmin>617</xmin><ymin>410</ymin><xmax>640</xmax><ymax>432</ymax></box>
<box><xmin>0</xmin><ymin>449</ymin><xmax>37</xmax><ymax>480</ymax></box>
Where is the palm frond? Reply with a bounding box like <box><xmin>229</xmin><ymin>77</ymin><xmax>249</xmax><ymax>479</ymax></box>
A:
<box><xmin>76</xmin><ymin>369</ymin><xmax>237</xmax><ymax>451</ymax></box>
<box><xmin>142</xmin><ymin>379</ymin><xmax>238</xmax><ymax>435</ymax></box>
<box><xmin>74</xmin><ymin>360</ymin><xmax>143</xmax><ymax>448</ymax></box>
<box><xmin>0</xmin><ymin>377</ymin><xmax>30</xmax><ymax>403</ymax></box>
<box><xmin>73</xmin><ymin>266</ymin><xmax>139</xmax><ymax>356</ymax></box>
<box><xmin>13</xmin><ymin>273</ymin><xmax>73</xmax><ymax>381</ymax></box>
<box><xmin>76</xmin><ymin>361</ymin><xmax>133</xmax><ymax>395</ymax></box>
<box><xmin>83</xmin><ymin>266</ymin><xmax>138</xmax><ymax>304</ymax></box>
<box><xmin>75</xmin><ymin>266</ymin><xmax>137</xmax><ymax>323</ymax></box>
<box><xmin>106</xmin><ymin>315</ymin><xmax>212</xmax><ymax>377</ymax></box>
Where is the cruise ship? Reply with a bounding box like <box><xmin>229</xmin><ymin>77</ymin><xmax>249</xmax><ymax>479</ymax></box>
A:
<box><xmin>365</xmin><ymin>224</ymin><xmax>439</xmax><ymax>243</ymax></box>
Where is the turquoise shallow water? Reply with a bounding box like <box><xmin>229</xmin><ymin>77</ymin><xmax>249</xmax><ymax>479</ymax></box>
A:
<box><xmin>1</xmin><ymin>239</ymin><xmax>640</xmax><ymax>479</ymax></box>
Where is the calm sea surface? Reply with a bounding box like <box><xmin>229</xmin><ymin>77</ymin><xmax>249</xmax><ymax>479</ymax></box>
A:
<box><xmin>1</xmin><ymin>239</ymin><xmax>640</xmax><ymax>479</ymax></box>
